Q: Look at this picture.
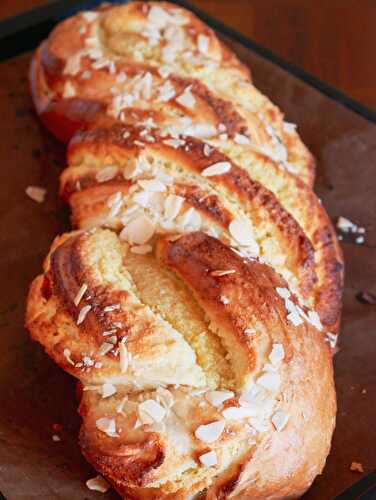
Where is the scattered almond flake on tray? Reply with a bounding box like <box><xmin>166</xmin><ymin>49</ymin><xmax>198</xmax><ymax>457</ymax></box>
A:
<box><xmin>86</xmin><ymin>475</ymin><xmax>110</xmax><ymax>493</ymax></box>
<box><xmin>73</xmin><ymin>283</ymin><xmax>88</xmax><ymax>307</ymax></box>
<box><xmin>77</xmin><ymin>304</ymin><xmax>91</xmax><ymax>325</ymax></box>
<box><xmin>25</xmin><ymin>185</ymin><xmax>46</xmax><ymax>203</ymax></box>
<box><xmin>336</xmin><ymin>216</ymin><xmax>364</xmax><ymax>234</ymax></box>
<box><xmin>350</xmin><ymin>462</ymin><xmax>364</xmax><ymax>473</ymax></box>
<box><xmin>202</xmin><ymin>161</ymin><xmax>231</xmax><ymax>177</ymax></box>
<box><xmin>195</xmin><ymin>421</ymin><xmax>225</xmax><ymax>444</ymax></box>
<box><xmin>199</xmin><ymin>450</ymin><xmax>217</xmax><ymax>467</ymax></box>
<box><xmin>356</xmin><ymin>290</ymin><xmax>376</xmax><ymax>305</ymax></box>
<box><xmin>52</xmin><ymin>434</ymin><xmax>61</xmax><ymax>442</ymax></box>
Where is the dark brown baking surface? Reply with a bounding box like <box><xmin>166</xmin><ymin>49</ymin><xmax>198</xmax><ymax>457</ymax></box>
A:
<box><xmin>0</xmin><ymin>35</ymin><xmax>375</xmax><ymax>500</ymax></box>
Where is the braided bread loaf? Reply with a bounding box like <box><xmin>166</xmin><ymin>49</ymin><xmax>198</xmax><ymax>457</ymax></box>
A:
<box><xmin>26</xmin><ymin>2</ymin><xmax>342</xmax><ymax>498</ymax></box>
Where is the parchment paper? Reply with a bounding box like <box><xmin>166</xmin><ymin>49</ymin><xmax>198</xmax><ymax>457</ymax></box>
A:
<box><xmin>0</xmin><ymin>29</ymin><xmax>375</xmax><ymax>500</ymax></box>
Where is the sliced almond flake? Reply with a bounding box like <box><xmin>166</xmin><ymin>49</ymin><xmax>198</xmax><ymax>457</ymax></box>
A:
<box><xmin>63</xmin><ymin>348</ymin><xmax>75</xmax><ymax>366</ymax></box>
<box><xmin>195</xmin><ymin>421</ymin><xmax>225</xmax><ymax>444</ymax></box>
<box><xmin>197</xmin><ymin>34</ymin><xmax>209</xmax><ymax>55</ymax></box>
<box><xmin>64</xmin><ymin>53</ymin><xmax>82</xmax><ymax>76</ymax></box>
<box><xmin>163</xmin><ymin>138</ymin><xmax>185</xmax><ymax>149</ymax></box>
<box><xmin>116</xmin><ymin>72</ymin><xmax>127</xmax><ymax>84</ymax></box>
<box><xmin>184</xmin><ymin>123</ymin><xmax>217</xmax><ymax>138</ymax></box>
<box><xmin>86</xmin><ymin>475</ymin><xmax>110</xmax><ymax>493</ymax></box>
<box><xmin>157</xmin><ymin>80</ymin><xmax>176</xmax><ymax>102</ymax></box>
<box><xmin>276</xmin><ymin>287</ymin><xmax>291</xmax><ymax>300</ymax></box>
<box><xmin>119</xmin><ymin>342</ymin><xmax>129</xmax><ymax>373</ymax></box>
<box><xmin>181</xmin><ymin>207</ymin><xmax>201</xmax><ymax>230</ymax></box>
<box><xmin>96</xmin><ymin>166</ymin><xmax>118</xmax><ymax>183</ymax></box>
<box><xmin>220</xmin><ymin>295</ymin><xmax>230</xmax><ymax>305</ymax></box>
<box><xmin>52</xmin><ymin>434</ymin><xmax>61</xmax><ymax>442</ymax></box>
<box><xmin>81</xmin><ymin>70</ymin><xmax>92</xmax><ymax>80</ymax></box>
<box><xmin>107</xmin><ymin>335</ymin><xmax>117</xmax><ymax>345</ymax></box>
<box><xmin>77</xmin><ymin>305</ymin><xmax>91</xmax><ymax>325</ymax></box>
<box><xmin>95</xmin><ymin>417</ymin><xmax>118</xmax><ymax>437</ymax></box>
<box><xmin>211</xmin><ymin>269</ymin><xmax>236</xmax><ymax>277</ymax></box>
<box><xmin>62</xmin><ymin>81</ymin><xmax>76</xmax><ymax>98</ymax></box>
<box><xmin>156</xmin><ymin>387</ymin><xmax>174</xmax><ymax>409</ymax></box>
<box><xmin>123</xmin><ymin>162</ymin><xmax>139</xmax><ymax>180</ymax></box>
<box><xmin>229</xmin><ymin>218</ymin><xmax>255</xmax><ymax>246</ymax></box>
<box><xmin>307</xmin><ymin>310</ymin><xmax>323</xmax><ymax>331</ymax></box>
<box><xmin>98</xmin><ymin>342</ymin><xmax>114</xmax><ymax>356</ymax></box>
<box><xmin>202</xmin><ymin>161</ymin><xmax>231</xmax><ymax>177</ymax></box>
<box><xmin>287</xmin><ymin>311</ymin><xmax>303</xmax><ymax>327</ymax></box>
<box><xmin>244</xmin><ymin>328</ymin><xmax>255</xmax><ymax>335</ymax></box>
<box><xmin>25</xmin><ymin>186</ymin><xmax>46</xmax><ymax>203</ymax></box>
<box><xmin>81</xmin><ymin>11</ymin><xmax>99</xmax><ymax>22</ymax></box>
<box><xmin>138</xmin><ymin>179</ymin><xmax>166</xmax><ymax>192</ymax></box>
<box><xmin>283</xmin><ymin>121</ymin><xmax>297</xmax><ymax>134</ymax></box>
<box><xmin>138</xmin><ymin>399</ymin><xmax>166</xmax><ymax>423</ymax></box>
<box><xmin>203</xmin><ymin>143</ymin><xmax>213</xmax><ymax>157</ymax></box>
<box><xmin>256</xmin><ymin>372</ymin><xmax>281</xmax><ymax>392</ymax></box>
<box><xmin>271</xmin><ymin>410</ymin><xmax>289</xmax><ymax>431</ymax></box>
<box><xmin>158</xmin><ymin>66</ymin><xmax>170</xmax><ymax>78</ymax></box>
<box><xmin>325</xmin><ymin>331</ymin><xmax>338</xmax><ymax>349</ymax></box>
<box><xmin>176</xmin><ymin>85</ymin><xmax>196</xmax><ymax>109</ymax></box>
<box><xmin>269</xmin><ymin>344</ymin><xmax>285</xmax><ymax>365</ymax></box>
<box><xmin>234</xmin><ymin>133</ymin><xmax>250</xmax><ymax>145</ymax></box>
<box><xmin>206</xmin><ymin>390</ymin><xmax>234</xmax><ymax>407</ymax></box>
<box><xmin>73</xmin><ymin>283</ymin><xmax>88</xmax><ymax>307</ymax></box>
<box><xmin>147</xmin><ymin>5</ymin><xmax>171</xmax><ymax>28</ymax></box>
<box><xmin>103</xmin><ymin>304</ymin><xmax>120</xmax><ymax>312</ymax></box>
<box><xmin>199</xmin><ymin>450</ymin><xmax>217</xmax><ymax>467</ymax></box>
<box><xmin>336</xmin><ymin>216</ymin><xmax>358</xmax><ymax>233</ymax></box>
<box><xmin>83</xmin><ymin>356</ymin><xmax>94</xmax><ymax>367</ymax></box>
<box><xmin>222</xmin><ymin>406</ymin><xmax>252</xmax><ymax>420</ymax></box>
<box><xmin>166</xmin><ymin>233</ymin><xmax>183</xmax><ymax>242</ymax></box>
<box><xmin>120</xmin><ymin>215</ymin><xmax>155</xmax><ymax>245</ymax></box>
<box><xmin>107</xmin><ymin>191</ymin><xmax>122</xmax><ymax>208</ymax></box>
<box><xmin>101</xmin><ymin>383</ymin><xmax>117</xmax><ymax>398</ymax></box>
<box><xmin>219</xmin><ymin>133</ymin><xmax>228</xmax><ymax>141</ymax></box>
<box><xmin>164</xmin><ymin>194</ymin><xmax>184</xmax><ymax>219</ymax></box>
<box><xmin>130</xmin><ymin>244</ymin><xmax>153</xmax><ymax>255</ymax></box>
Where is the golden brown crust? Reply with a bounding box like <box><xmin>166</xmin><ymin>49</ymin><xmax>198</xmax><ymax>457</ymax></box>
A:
<box><xmin>29</xmin><ymin>1</ymin><xmax>314</xmax><ymax>186</ymax></box>
<box><xmin>61</xmin><ymin>123</ymin><xmax>343</xmax><ymax>328</ymax></box>
<box><xmin>27</xmin><ymin>230</ymin><xmax>336</xmax><ymax>499</ymax></box>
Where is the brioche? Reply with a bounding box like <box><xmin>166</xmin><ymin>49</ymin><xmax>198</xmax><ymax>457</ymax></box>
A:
<box><xmin>26</xmin><ymin>2</ymin><xmax>342</xmax><ymax>498</ymax></box>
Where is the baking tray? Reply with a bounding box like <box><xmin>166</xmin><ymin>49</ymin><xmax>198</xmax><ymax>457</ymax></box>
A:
<box><xmin>0</xmin><ymin>1</ymin><xmax>375</xmax><ymax>499</ymax></box>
